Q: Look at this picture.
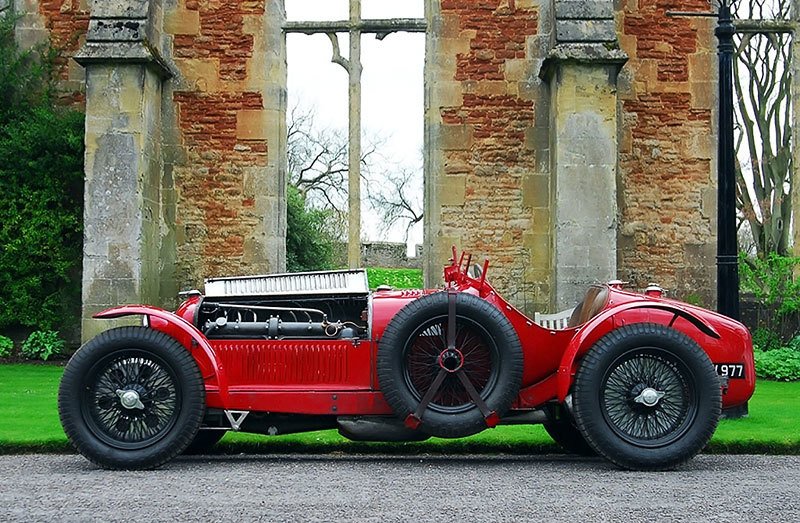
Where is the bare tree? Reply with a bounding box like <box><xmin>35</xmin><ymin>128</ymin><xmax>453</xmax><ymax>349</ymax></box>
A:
<box><xmin>286</xmin><ymin>102</ymin><xmax>423</xmax><ymax>244</ymax></box>
<box><xmin>732</xmin><ymin>0</ymin><xmax>793</xmax><ymax>256</ymax></box>
<box><xmin>364</xmin><ymin>164</ymin><xmax>423</xmax><ymax>243</ymax></box>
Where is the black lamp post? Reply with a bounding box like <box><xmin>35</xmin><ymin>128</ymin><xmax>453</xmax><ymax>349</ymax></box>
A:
<box><xmin>715</xmin><ymin>0</ymin><xmax>740</xmax><ymax>320</ymax></box>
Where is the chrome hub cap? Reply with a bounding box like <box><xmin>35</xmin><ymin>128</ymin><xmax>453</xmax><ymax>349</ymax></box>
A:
<box><xmin>634</xmin><ymin>387</ymin><xmax>666</xmax><ymax>407</ymax></box>
<box><xmin>116</xmin><ymin>389</ymin><xmax>145</xmax><ymax>410</ymax></box>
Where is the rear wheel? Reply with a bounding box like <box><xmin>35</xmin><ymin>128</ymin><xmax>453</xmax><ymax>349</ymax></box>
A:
<box><xmin>572</xmin><ymin>323</ymin><xmax>721</xmax><ymax>470</ymax></box>
<box><xmin>377</xmin><ymin>292</ymin><xmax>523</xmax><ymax>438</ymax></box>
<box><xmin>58</xmin><ymin>327</ymin><xmax>205</xmax><ymax>469</ymax></box>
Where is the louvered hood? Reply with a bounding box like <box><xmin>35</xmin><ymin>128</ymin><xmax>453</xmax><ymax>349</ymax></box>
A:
<box><xmin>204</xmin><ymin>270</ymin><xmax>370</xmax><ymax>298</ymax></box>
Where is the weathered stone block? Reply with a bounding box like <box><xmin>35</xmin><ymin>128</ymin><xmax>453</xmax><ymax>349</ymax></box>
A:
<box><xmin>473</xmin><ymin>80</ymin><xmax>508</xmax><ymax>96</ymax></box>
<box><xmin>439</xmin><ymin>124</ymin><xmax>473</xmax><ymax>151</ymax></box>
<box><xmin>165</xmin><ymin>9</ymin><xmax>200</xmax><ymax>36</ymax></box>
<box><xmin>505</xmin><ymin>59</ymin><xmax>529</xmax><ymax>82</ymax></box>
<box><xmin>556</xmin><ymin>19</ymin><xmax>616</xmax><ymax>43</ymax></box>
<box><xmin>433</xmin><ymin>80</ymin><xmax>463</xmax><ymax>107</ymax></box>
<box><xmin>438</xmin><ymin>176</ymin><xmax>466</xmax><ymax>206</ymax></box>
<box><xmin>88</xmin><ymin>0</ymin><xmax>148</xmax><ymax>19</ymax></box>
<box><xmin>522</xmin><ymin>174</ymin><xmax>549</xmax><ymax>208</ymax></box>
<box><xmin>555</xmin><ymin>0</ymin><xmax>614</xmax><ymax>20</ymax></box>
<box><xmin>236</xmin><ymin>110</ymin><xmax>268</xmax><ymax>141</ymax></box>
<box><xmin>87</xmin><ymin>18</ymin><xmax>145</xmax><ymax>42</ymax></box>
<box><xmin>175</xmin><ymin>58</ymin><xmax>219</xmax><ymax>92</ymax></box>
<box><xmin>690</xmin><ymin>79</ymin><xmax>715</xmax><ymax>109</ymax></box>
<box><xmin>440</xmin><ymin>36</ymin><xmax>472</xmax><ymax>56</ymax></box>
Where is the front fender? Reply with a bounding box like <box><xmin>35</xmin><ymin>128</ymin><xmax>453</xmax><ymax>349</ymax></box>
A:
<box><xmin>94</xmin><ymin>305</ymin><xmax>228</xmax><ymax>403</ymax></box>
<box><xmin>555</xmin><ymin>302</ymin><xmax>721</xmax><ymax>401</ymax></box>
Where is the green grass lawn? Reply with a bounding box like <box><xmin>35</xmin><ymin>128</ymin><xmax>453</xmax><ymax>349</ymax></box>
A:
<box><xmin>365</xmin><ymin>268</ymin><xmax>423</xmax><ymax>290</ymax></box>
<box><xmin>1</xmin><ymin>363</ymin><xmax>797</xmax><ymax>454</ymax></box>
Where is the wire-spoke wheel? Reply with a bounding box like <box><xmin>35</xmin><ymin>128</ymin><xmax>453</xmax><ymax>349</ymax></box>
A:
<box><xmin>378</xmin><ymin>292</ymin><xmax>522</xmax><ymax>438</ymax></box>
<box><xmin>573</xmin><ymin>323</ymin><xmax>721</xmax><ymax>470</ymax></box>
<box><xmin>59</xmin><ymin>327</ymin><xmax>205</xmax><ymax>470</ymax></box>
<box><xmin>84</xmin><ymin>352</ymin><xmax>181</xmax><ymax>449</ymax></box>
<box><xmin>403</xmin><ymin>316</ymin><xmax>498</xmax><ymax>414</ymax></box>
<box><xmin>601</xmin><ymin>350</ymin><xmax>694</xmax><ymax>447</ymax></box>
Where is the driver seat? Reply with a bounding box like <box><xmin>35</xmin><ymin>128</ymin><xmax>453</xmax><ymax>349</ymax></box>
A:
<box><xmin>566</xmin><ymin>285</ymin><xmax>610</xmax><ymax>328</ymax></box>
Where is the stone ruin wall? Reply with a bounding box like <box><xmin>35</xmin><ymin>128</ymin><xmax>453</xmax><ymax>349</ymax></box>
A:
<box><xmin>163</xmin><ymin>0</ymin><xmax>286</xmax><ymax>290</ymax></box>
<box><xmin>618</xmin><ymin>0</ymin><xmax>717</xmax><ymax>306</ymax></box>
<box><xmin>425</xmin><ymin>0</ymin><xmax>548</xmax><ymax>312</ymax></box>
<box><xmin>16</xmin><ymin>0</ymin><xmax>719</xmax><ymax>324</ymax></box>
<box><xmin>428</xmin><ymin>0</ymin><xmax>718</xmax><ymax>311</ymax></box>
<box><xmin>16</xmin><ymin>0</ymin><xmax>287</xmax><ymax>306</ymax></box>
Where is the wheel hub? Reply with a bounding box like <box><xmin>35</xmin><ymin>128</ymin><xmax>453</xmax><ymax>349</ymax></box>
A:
<box><xmin>116</xmin><ymin>389</ymin><xmax>145</xmax><ymax>410</ymax></box>
<box><xmin>438</xmin><ymin>348</ymin><xmax>464</xmax><ymax>373</ymax></box>
<box><xmin>633</xmin><ymin>387</ymin><xmax>665</xmax><ymax>407</ymax></box>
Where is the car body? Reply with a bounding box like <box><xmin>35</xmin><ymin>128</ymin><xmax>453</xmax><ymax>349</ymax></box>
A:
<box><xmin>58</xmin><ymin>249</ymin><xmax>755</xmax><ymax>470</ymax></box>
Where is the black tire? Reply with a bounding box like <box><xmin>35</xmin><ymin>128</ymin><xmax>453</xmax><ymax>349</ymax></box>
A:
<box><xmin>572</xmin><ymin>323</ymin><xmax>721</xmax><ymax>470</ymax></box>
<box><xmin>58</xmin><ymin>327</ymin><xmax>206</xmax><ymax>469</ymax></box>
<box><xmin>377</xmin><ymin>292</ymin><xmax>523</xmax><ymax>438</ymax></box>
<box><xmin>544</xmin><ymin>410</ymin><xmax>596</xmax><ymax>456</ymax></box>
<box><xmin>183</xmin><ymin>430</ymin><xmax>227</xmax><ymax>455</ymax></box>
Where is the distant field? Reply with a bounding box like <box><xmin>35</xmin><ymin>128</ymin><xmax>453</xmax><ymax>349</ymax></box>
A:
<box><xmin>0</xmin><ymin>364</ymin><xmax>797</xmax><ymax>455</ymax></box>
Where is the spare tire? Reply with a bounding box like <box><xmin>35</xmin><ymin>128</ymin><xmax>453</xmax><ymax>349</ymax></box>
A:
<box><xmin>377</xmin><ymin>292</ymin><xmax>523</xmax><ymax>438</ymax></box>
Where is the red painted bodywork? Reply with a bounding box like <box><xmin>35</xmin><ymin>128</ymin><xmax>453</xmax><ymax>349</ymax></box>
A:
<box><xmin>94</xmin><ymin>252</ymin><xmax>756</xmax><ymax>419</ymax></box>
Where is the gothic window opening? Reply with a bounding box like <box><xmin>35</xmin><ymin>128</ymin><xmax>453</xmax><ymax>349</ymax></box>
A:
<box><xmin>284</xmin><ymin>0</ymin><xmax>426</xmax><ymax>268</ymax></box>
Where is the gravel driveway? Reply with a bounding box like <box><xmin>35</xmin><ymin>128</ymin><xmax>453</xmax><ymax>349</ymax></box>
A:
<box><xmin>1</xmin><ymin>454</ymin><xmax>798</xmax><ymax>522</ymax></box>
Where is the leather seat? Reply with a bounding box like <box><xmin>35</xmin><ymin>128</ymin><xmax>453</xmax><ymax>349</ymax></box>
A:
<box><xmin>567</xmin><ymin>285</ymin><xmax>610</xmax><ymax>328</ymax></box>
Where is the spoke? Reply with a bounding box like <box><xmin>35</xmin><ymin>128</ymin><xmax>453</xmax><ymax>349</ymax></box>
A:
<box><xmin>446</xmin><ymin>291</ymin><xmax>456</xmax><ymax>350</ymax></box>
<box><xmin>603</xmin><ymin>352</ymin><xmax>692</xmax><ymax>442</ymax></box>
<box><xmin>88</xmin><ymin>355</ymin><xmax>179</xmax><ymax>446</ymax></box>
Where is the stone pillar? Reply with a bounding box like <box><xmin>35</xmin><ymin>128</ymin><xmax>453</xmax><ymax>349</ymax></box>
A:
<box><xmin>540</xmin><ymin>1</ymin><xmax>627</xmax><ymax>309</ymax></box>
<box><xmin>75</xmin><ymin>0</ymin><xmax>171</xmax><ymax>341</ymax></box>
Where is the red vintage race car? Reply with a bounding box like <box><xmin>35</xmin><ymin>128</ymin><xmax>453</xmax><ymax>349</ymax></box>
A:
<box><xmin>58</xmin><ymin>249</ymin><xmax>755</xmax><ymax>471</ymax></box>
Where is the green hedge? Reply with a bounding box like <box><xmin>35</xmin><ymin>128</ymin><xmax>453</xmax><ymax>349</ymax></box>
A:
<box><xmin>0</xmin><ymin>14</ymin><xmax>84</xmax><ymax>333</ymax></box>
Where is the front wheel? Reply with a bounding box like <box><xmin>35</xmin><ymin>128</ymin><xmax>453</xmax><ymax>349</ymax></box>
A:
<box><xmin>58</xmin><ymin>327</ymin><xmax>206</xmax><ymax>469</ymax></box>
<box><xmin>572</xmin><ymin>323</ymin><xmax>721</xmax><ymax>470</ymax></box>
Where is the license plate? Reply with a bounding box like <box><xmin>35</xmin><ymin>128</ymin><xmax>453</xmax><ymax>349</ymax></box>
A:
<box><xmin>715</xmin><ymin>363</ymin><xmax>745</xmax><ymax>379</ymax></box>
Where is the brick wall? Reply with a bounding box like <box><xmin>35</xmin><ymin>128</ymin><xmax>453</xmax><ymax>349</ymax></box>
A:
<box><xmin>428</xmin><ymin>0</ymin><xmax>547</xmax><ymax>312</ymax></box>
<box><xmin>618</xmin><ymin>0</ymin><xmax>717</xmax><ymax>304</ymax></box>
<box><xmin>165</xmin><ymin>0</ymin><xmax>286</xmax><ymax>289</ymax></box>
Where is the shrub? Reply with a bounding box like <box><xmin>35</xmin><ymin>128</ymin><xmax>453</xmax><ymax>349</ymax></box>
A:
<box><xmin>739</xmin><ymin>252</ymin><xmax>800</xmax><ymax>316</ymax></box>
<box><xmin>0</xmin><ymin>335</ymin><xmax>12</xmax><ymax>358</ymax></box>
<box><xmin>754</xmin><ymin>347</ymin><xmax>800</xmax><ymax>381</ymax></box>
<box><xmin>0</xmin><ymin>13</ymin><xmax>84</xmax><ymax>332</ymax></box>
<box><xmin>286</xmin><ymin>185</ymin><xmax>338</xmax><ymax>272</ymax></box>
<box><xmin>21</xmin><ymin>330</ymin><xmax>65</xmax><ymax>361</ymax></box>
<box><xmin>752</xmin><ymin>327</ymin><xmax>784</xmax><ymax>353</ymax></box>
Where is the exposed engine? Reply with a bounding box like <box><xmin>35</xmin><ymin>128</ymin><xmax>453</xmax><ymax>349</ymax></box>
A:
<box><xmin>195</xmin><ymin>269</ymin><xmax>371</xmax><ymax>341</ymax></box>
